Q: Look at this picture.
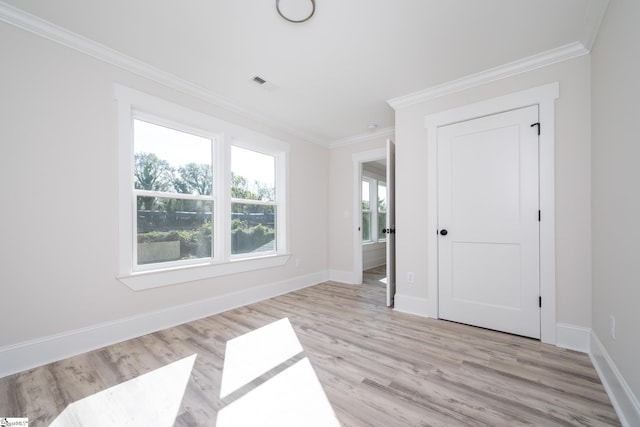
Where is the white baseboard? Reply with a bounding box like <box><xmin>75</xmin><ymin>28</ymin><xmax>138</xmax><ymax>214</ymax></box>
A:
<box><xmin>590</xmin><ymin>332</ymin><xmax>640</xmax><ymax>427</ymax></box>
<box><xmin>329</xmin><ymin>270</ymin><xmax>358</xmax><ymax>284</ymax></box>
<box><xmin>555</xmin><ymin>322</ymin><xmax>591</xmax><ymax>353</ymax></box>
<box><xmin>393</xmin><ymin>294</ymin><xmax>431</xmax><ymax>318</ymax></box>
<box><xmin>0</xmin><ymin>271</ymin><xmax>328</xmax><ymax>379</ymax></box>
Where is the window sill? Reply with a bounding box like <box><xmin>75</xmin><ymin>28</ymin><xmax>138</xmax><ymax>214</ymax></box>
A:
<box><xmin>118</xmin><ymin>254</ymin><xmax>291</xmax><ymax>291</ymax></box>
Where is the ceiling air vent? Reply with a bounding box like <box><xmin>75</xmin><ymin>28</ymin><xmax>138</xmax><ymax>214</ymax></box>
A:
<box><xmin>250</xmin><ymin>75</ymin><xmax>278</xmax><ymax>90</ymax></box>
<box><xmin>252</xmin><ymin>75</ymin><xmax>267</xmax><ymax>85</ymax></box>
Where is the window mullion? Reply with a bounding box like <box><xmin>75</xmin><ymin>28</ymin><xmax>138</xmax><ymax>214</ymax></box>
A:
<box><xmin>219</xmin><ymin>137</ymin><xmax>232</xmax><ymax>261</ymax></box>
<box><xmin>230</xmin><ymin>198</ymin><xmax>276</xmax><ymax>206</ymax></box>
<box><xmin>134</xmin><ymin>189</ymin><xmax>214</xmax><ymax>201</ymax></box>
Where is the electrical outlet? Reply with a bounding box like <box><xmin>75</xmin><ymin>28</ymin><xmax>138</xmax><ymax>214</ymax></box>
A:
<box><xmin>610</xmin><ymin>315</ymin><xmax>616</xmax><ymax>339</ymax></box>
<box><xmin>407</xmin><ymin>272</ymin><xmax>415</xmax><ymax>283</ymax></box>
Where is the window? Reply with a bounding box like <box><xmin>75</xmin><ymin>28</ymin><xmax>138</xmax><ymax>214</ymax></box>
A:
<box><xmin>361</xmin><ymin>176</ymin><xmax>386</xmax><ymax>243</ymax></box>
<box><xmin>134</xmin><ymin>119</ymin><xmax>215</xmax><ymax>269</ymax></box>
<box><xmin>361</xmin><ymin>180</ymin><xmax>372</xmax><ymax>242</ymax></box>
<box><xmin>377</xmin><ymin>182</ymin><xmax>387</xmax><ymax>241</ymax></box>
<box><xmin>116</xmin><ymin>85</ymin><xmax>290</xmax><ymax>290</ymax></box>
<box><xmin>231</xmin><ymin>146</ymin><xmax>277</xmax><ymax>255</ymax></box>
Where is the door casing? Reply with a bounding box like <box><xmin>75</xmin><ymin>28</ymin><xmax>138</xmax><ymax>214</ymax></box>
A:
<box><xmin>352</xmin><ymin>147</ymin><xmax>387</xmax><ymax>285</ymax></box>
<box><xmin>424</xmin><ymin>82</ymin><xmax>559</xmax><ymax>344</ymax></box>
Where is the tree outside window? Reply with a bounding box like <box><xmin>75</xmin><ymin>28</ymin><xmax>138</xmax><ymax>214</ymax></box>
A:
<box><xmin>134</xmin><ymin>119</ymin><xmax>214</xmax><ymax>266</ymax></box>
<box><xmin>231</xmin><ymin>146</ymin><xmax>277</xmax><ymax>255</ymax></box>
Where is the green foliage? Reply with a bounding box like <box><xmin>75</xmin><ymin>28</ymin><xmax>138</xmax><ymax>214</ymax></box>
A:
<box><xmin>138</xmin><ymin>220</ymin><xmax>212</xmax><ymax>259</ymax></box>
<box><xmin>134</xmin><ymin>152</ymin><xmax>275</xmax><ymax>256</ymax></box>
<box><xmin>231</xmin><ymin>172</ymin><xmax>275</xmax><ymax>203</ymax></box>
<box><xmin>231</xmin><ymin>221</ymin><xmax>275</xmax><ymax>254</ymax></box>
<box><xmin>135</xmin><ymin>153</ymin><xmax>175</xmax><ymax>210</ymax></box>
<box><xmin>137</xmin><ymin>230</ymin><xmax>180</xmax><ymax>243</ymax></box>
<box><xmin>134</xmin><ymin>152</ymin><xmax>272</xmax><ymax>213</ymax></box>
<box><xmin>362</xmin><ymin>212</ymin><xmax>371</xmax><ymax>241</ymax></box>
<box><xmin>175</xmin><ymin>163</ymin><xmax>212</xmax><ymax>195</ymax></box>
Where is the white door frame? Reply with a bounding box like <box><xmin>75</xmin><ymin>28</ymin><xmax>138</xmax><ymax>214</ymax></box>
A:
<box><xmin>352</xmin><ymin>148</ymin><xmax>387</xmax><ymax>284</ymax></box>
<box><xmin>424</xmin><ymin>82</ymin><xmax>559</xmax><ymax>345</ymax></box>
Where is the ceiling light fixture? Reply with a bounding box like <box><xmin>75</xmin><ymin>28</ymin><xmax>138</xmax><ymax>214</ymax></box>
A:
<box><xmin>276</xmin><ymin>0</ymin><xmax>316</xmax><ymax>23</ymax></box>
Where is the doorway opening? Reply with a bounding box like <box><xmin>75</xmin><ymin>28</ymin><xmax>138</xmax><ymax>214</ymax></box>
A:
<box><xmin>352</xmin><ymin>140</ymin><xmax>396</xmax><ymax>306</ymax></box>
<box><xmin>361</xmin><ymin>160</ymin><xmax>388</xmax><ymax>278</ymax></box>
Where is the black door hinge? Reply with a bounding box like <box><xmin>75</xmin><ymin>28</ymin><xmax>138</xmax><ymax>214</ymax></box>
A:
<box><xmin>539</xmin><ymin>296</ymin><xmax>542</xmax><ymax>308</ymax></box>
<box><xmin>531</xmin><ymin>122</ymin><xmax>541</xmax><ymax>135</ymax></box>
<box><xmin>538</xmin><ymin>210</ymin><xmax>541</xmax><ymax>222</ymax></box>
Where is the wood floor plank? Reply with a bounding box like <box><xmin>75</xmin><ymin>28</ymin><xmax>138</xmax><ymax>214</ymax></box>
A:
<box><xmin>0</xmin><ymin>268</ymin><xmax>620</xmax><ymax>426</ymax></box>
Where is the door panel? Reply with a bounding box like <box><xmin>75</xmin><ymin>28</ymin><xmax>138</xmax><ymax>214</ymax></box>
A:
<box><xmin>386</xmin><ymin>139</ymin><xmax>396</xmax><ymax>307</ymax></box>
<box><xmin>437</xmin><ymin>106</ymin><xmax>540</xmax><ymax>338</ymax></box>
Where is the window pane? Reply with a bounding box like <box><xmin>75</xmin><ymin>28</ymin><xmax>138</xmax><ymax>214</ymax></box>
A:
<box><xmin>231</xmin><ymin>203</ymin><xmax>276</xmax><ymax>255</ymax></box>
<box><xmin>137</xmin><ymin>197</ymin><xmax>213</xmax><ymax>265</ymax></box>
<box><xmin>134</xmin><ymin>119</ymin><xmax>213</xmax><ymax>195</ymax></box>
<box><xmin>361</xmin><ymin>180</ymin><xmax>370</xmax><ymax>210</ymax></box>
<box><xmin>362</xmin><ymin>211</ymin><xmax>371</xmax><ymax>242</ymax></box>
<box><xmin>378</xmin><ymin>212</ymin><xmax>387</xmax><ymax>241</ymax></box>
<box><xmin>231</xmin><ymin>146</ymin><xmax>275</xmax><ymax>201</ymax></box>
<box><xmin>378</xmin><ymin>184</ymin><xmax>387</xmax><ymax>212</ymax></box>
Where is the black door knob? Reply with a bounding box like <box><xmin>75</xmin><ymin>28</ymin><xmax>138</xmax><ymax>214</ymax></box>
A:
<box><xmin>440</xmin><ymin>229</ymin><xmax>448</xmax><ymax>236</ymax></box>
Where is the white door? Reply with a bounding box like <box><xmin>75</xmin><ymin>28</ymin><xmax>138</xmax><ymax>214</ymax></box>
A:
<box><xmin>386</xmin><ymin>139</ymin><xmax>396</xmax><ymax>307</ymax></box>
<box><xmin>437</xmin><ymin>106</ymin><xmax>540</xmax><ymax>338</ymax></box>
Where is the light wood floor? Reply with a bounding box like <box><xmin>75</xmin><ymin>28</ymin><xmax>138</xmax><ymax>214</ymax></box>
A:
<box><xmin>0</xmin><ymin>267</ymin><xmax>620</xmax><ymax>426</ymax></box>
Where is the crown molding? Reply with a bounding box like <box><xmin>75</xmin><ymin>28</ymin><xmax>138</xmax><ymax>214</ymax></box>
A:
<box><xmin>329</xmin><ymin>126</ymin><xmax>395</xmax><ymax>149</ymax></box>
<box><xmin>0</xmin><ymin>1</ymin><xmax>327</xmax><ymax>146</ymax></box>
<box><xmin>388</xmin><ymin>41</ymin><xmax>589</xmax><ymax>110</ymax></box>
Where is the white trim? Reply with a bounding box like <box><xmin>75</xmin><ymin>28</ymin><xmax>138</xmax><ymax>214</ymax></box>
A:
<box><xmin>329</xmin><ymin>126</ymin><xmax>395</xmax><ymax>149</ymax></box>
<box><xmin>555</xmin><ymin>323</ymin><xmax>591</xmax><ymax>353</ymax></box>
<box><xmin>590</xmin><ymin>332</ymin><xmax>640</xmax><ymax>427</ymax></box>
<box><xmin>0</xmin><ymin>271</ymin><xmax>328</xmax><ymax>379</ymax></box>
<box><xmin>115</xmin><ymin>84</ymin><xmax>291</xmax><ymax>290</ymax></box>
<box><xmin>0</xmin><ymin>1</ymin><xmax>325</xmax><ymax>146</ymax></box>
<box><xmin>424</xmin><ymin>82</ymin><xmax>559</xmax><ymax>345</ymax></box>
<box><xmin>393</xmin><ymin>294</ymin><xmax>431</xmax><ymax>318</ymax></box>
<box><xmin>119</xmin><ymin>254</ymin><xmax>291</xmax><ymax>290</ymax></box>
<box><xmin>352</xmin><ymin>148</ymin><xmax>387</xmax><ymax>285</ymax></box>
<box><xmin>388</xmin><ymin>43</ymin><xmax>585</xmax><ymax>110</ymax></box>
<box><xmin>328</xmin><ymin>270</ymin><xmax>358</xmax><ymax>284</ymax></box>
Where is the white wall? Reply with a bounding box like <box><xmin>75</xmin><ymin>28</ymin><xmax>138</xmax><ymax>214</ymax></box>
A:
<box><xmin>393</xmin><ymin>55</ymin><xmax>592</xmax><ymax>328</ymax></box>
<box><xmin>591</xmin><ymin>0</ymin><xmax>640</xmax><ymax>411</ymax></box>
<box><xmin>0</xmin><ymin>23</ymin><xmax>329</xmax><ymax>351</ymax></box>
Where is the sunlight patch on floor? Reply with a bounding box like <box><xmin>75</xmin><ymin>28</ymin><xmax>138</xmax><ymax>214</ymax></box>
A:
<box><xmin>218</xmin><ymin>318</ymin><xmax>340</xmax><ymax>426</ymax></box>
<box><xmin>217</xmin><ymin>357</ymin><xmax>340</xmax><ymax>427</ymax></box>
<box><xmin>379</xmin><ymin>277</ymin><xmax>387</xmax><ymax>284</ymax></box>
<box><xmin>220</xmin><ymin>317</ymin><xmax>303</xmax><ymax>398</ymax></box>
<box><xmin>49</xmin><ymin>354</ymin><xmax>196</xmax><ymax>427</ymax></box>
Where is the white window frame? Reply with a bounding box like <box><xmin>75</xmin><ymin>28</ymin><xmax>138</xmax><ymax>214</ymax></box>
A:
<box><xmin>361</xmin><ymin>177</ymin><xmax>374</xmax><ymax>243</ymax></box>
<box><xmin>228</xmin><ymin>139</ymin><xmax>287</xmax><ymax>260</ymax></box>
<box><xmin>132</xmin><ymin>114</ymin><xmax>220</xmax><ymax>272</ymax></box>
<box><xmin>362</xmin><ymin>173</ymin><xmax>386</xmax><ymax>244</ymax></box>
<box><xmin>115</xmin><ymin>84</ymin><xmax>290</xmax><ymax>290</ymax></box>
<box><xmin>377</xmin><ymin>180</ymin><xmax>387</xmax><ymax>243</ymax></box>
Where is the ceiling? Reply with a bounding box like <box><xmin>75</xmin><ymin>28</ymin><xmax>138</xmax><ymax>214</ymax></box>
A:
<box><xmin>2</xmin><ymin>0</ymin><xmax>608</xmax><ymax>145</ymax></box>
